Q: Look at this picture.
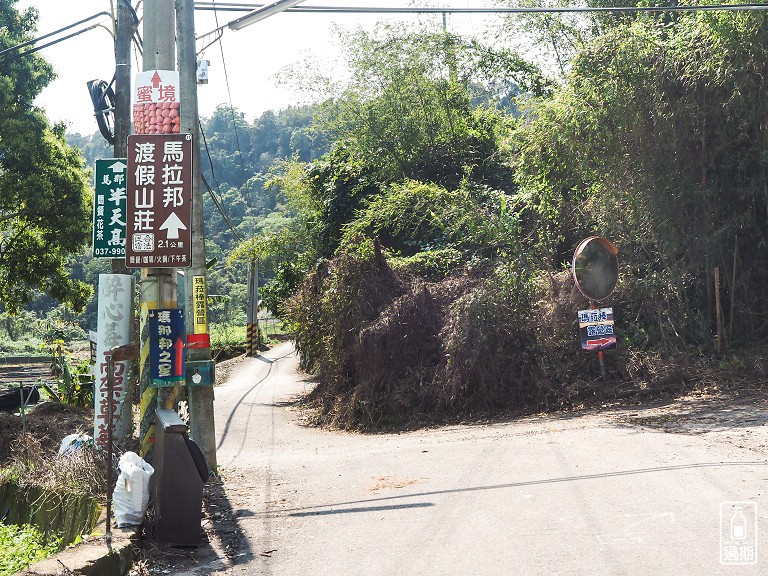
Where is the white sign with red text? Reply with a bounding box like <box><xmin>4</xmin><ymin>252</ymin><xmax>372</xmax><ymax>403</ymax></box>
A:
<box><xmin>94</xmin><ymin>274</ymin><xmax>134</xmax><ymax>448</ymax></box>
<box><xmin>133</xmin><ymin>69</ymin><xmax>181</xmax><ymax>135</ymax></box>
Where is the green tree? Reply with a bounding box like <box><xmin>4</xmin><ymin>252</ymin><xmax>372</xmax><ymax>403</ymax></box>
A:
<box><xmin>233</xmin><ymin>26</ymin><xmax>543</xmax><ymax>316</ymax></box>
<box><xmin>515</xmin><ymin>11</ymin><xmax>768</xmax><ymax>346</ymax></box>
<box><xmin>0</xmin><ymin>1</ymin><xmax>92</xmax><ymax>312</ymax></box>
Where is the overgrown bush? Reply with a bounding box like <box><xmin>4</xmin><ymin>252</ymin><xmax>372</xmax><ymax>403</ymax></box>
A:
<box><xmin>2</xmin><ymin>434</ymin><xmax>106</xmax><ymax>499</ymax></box>
<box><xmin>287</xmin><ymin>239</ymin><xmax>404</xmax><ymax>377</ymax></box>
<box><xmin>434</xmin><ymin>262</ymin><xmax>540</xmax><ymax>414</ymax></box>
<box><xmin>514</xmin><ymin>12</ymin><xmax>768</xmax><ymax>350</ymax></box>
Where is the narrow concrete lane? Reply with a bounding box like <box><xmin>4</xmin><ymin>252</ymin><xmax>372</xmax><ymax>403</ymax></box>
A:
<box><xmin>206</xmin><ymin>342</ymin><xmax>768</xmax><ymax>576</ymax></box>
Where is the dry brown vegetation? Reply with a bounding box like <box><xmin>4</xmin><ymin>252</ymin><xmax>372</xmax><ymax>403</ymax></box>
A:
<box><xmin>289</xmin><ymin>245</ymin><xmax>768</xmax><ymax>431</ymax></box>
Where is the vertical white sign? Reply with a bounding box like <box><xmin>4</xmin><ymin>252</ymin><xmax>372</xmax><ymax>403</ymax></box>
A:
<box><xmin>95</xmin><ymin>274</ymin><xmax>134</xmax><ymax>448</ymax></box>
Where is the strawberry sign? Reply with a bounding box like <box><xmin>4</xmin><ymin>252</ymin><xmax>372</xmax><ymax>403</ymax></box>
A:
<box><xmin>133</xmin><ymin>70</ymin><xmax>181</xmax><ymax>135</ymax></box>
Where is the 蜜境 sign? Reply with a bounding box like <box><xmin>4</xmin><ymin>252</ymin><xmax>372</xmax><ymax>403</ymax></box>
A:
<box><xmin>148</xmin><ymin>308</ymin><xmax>186</xmax><ymax>388</ymax></box>
<box><xmin>133</xmin><ymin>69</ymin><xmax>180</xmax><ymax>135</ymax></box>
<box><xmin>92</xmin><ymin>159</ymin><xmax>127</xmax><ymax>258</ymax></box>
<box><xmin>578</xmin><ymin>308</ymin><xmax>617</xmax><ymax>351</ymax></box>
<box><xmin>126</xmin><ymin>133</ymin><xmax>192</xmax><ymax>268</ymax></box>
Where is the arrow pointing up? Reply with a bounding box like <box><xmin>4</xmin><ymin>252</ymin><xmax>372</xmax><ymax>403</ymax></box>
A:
<box><xmin>173</xmin><ymin>337</ymin><xmax>185</xmax><ymax>377</ymax></box>
<box><xmin>151</xmin><ymin>71</ymin><xmax>162</xmax><ymax>88</ymax></box>
<box><xmin>159</xmin><ymin>212</ymin><xmax>187</xmax><ymax>239</ymax></box>
<box><xmin>108</xmin><ymin>161</ymin><xmax>127</xmax><ymax>173</ymax></box>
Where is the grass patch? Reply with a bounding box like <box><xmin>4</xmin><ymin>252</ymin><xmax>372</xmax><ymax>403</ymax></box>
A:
<box><xmin>209</xmin><ymin>321</ymin><xmax>288</xmax><ymax>360</ymax></box>
<box><xmin>0</xmin><ymin>523</ymin><xmax>61</xmax><ymax>575</ymax></box>
<box><xmin>0</xmin><ymin>336</ymin><xmax>45</xmax><ymax>357</ymax></box>
<box><xmin>210</xmin><ymin>324</ymin><xmax>247</xmax><ymax>361</ymax></box>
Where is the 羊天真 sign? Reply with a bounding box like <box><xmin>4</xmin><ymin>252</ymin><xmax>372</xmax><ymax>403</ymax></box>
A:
<box><xmin>92</xmin><ymin>159</ymin><xmax>128</xmax><ymax>258</ymax></box>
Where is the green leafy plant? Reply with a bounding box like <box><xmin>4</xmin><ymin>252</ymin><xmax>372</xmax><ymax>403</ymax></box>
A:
<box><xmin>0</xmin><ymin>523</ymin><xmax>61</xmax><ymax>576</ymax></box>
<box><xmin>41</xmin><ymin>342</ymin><xmax>93</xmax><ymax>406</ymax></box>
<box><xmin>210</xmin><ymin>324</ymin><xmax>248</xmax><ymax>360</ymax></box>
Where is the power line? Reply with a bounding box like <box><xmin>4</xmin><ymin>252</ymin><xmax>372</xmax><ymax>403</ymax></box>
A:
<box><xmin>202</xmin><ymin>172</ymin><xmax>244</xmax><ymax>242</ymax></box>
<box><xmin>0</xmin><ymin>11</ymin><xmax>112</xmax><ymax>58</ymax></box>
<box><xmin>194</xmin><ymin>2</ymin><xmax>768</xmax><ymax>15</ymax></box>
<box><xmin>0</xmin><ymin>11</ymin><xmax>113</xmax><ymax>67</ymax></box>
<box><xmin>199</xmin><ymin>118</ymin><xmax>244</xmax><ymax>242</ymax></box>
<box><xmin>206</xmin><ymin>2</ymin><xmax>251</xmax><ymax>192</ymax></box>
<box><xmin>194</xmin><ymin>2</ymin><xmax>768</xmax><ymax>42</ymax></box>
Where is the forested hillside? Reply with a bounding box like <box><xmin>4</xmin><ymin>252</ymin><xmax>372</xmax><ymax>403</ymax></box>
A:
<box><xmin>64</xmin><ymin>104</ymin><xmax>327</xmax><ymax>330</ymax></box>
<box><xmin>8</xmin><ymin>3</ymin><xmax>768</xmax><ymax>430</ymax></box>
<box><xmin>230</xmin><ymin>12</ymin><xmax>768</xmax><ymax>429</ymax></box>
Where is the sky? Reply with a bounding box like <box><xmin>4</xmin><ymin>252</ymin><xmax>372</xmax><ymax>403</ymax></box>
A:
<box><xmin>15</xmin><ymin>1</ymin><xmax>497</xmax><ymax>136</ymax></box>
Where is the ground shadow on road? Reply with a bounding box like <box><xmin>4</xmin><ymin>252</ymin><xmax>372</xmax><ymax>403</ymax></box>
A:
<box><xmin>132</xmin><ymin>475</ymin><xmax>253</xmax><ymax>575</ymax></box>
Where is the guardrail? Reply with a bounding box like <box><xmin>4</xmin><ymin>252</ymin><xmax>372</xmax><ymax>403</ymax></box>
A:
<box><xmin>0</xmin><ymin>359</ymin><xmax>53</xmax><ymax>391</ymax></box>
<box><xmin>0</xmin><ymin>355</ymin><xmax>52</xmax><ymax>364</ymax></box>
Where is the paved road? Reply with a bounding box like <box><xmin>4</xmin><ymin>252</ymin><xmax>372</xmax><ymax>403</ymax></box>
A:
<box><xmin>197</xmin><ymin>342</ymin><xmax>768</xmax><ymax>575</ymax></box>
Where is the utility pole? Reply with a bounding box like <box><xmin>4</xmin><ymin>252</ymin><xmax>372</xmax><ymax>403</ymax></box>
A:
<box><xmin>114</xmin><ymin>0</ymin><xmax>132</xmax><ymax>163</ymax></box>
<box><xmin>177</xmin><ymin>0</ymin><xmax>217</xmax><ymax>470</ymax></box>
<box><xmin>102</xmin><ymin>0</ymin><xmax>133</xmax><ymax>445</ymax></box>
<box><xmin>138</xmin><ymin>0</ymin><xmax>179</xmax><ymax>459</ymax></box>
<box><xmin>247</xmin><ymin>259</ymin><xmax>259</xmax><ymax>356</ymax></box>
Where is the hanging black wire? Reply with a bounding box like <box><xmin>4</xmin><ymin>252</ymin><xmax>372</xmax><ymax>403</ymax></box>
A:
<box><xmin>199</xmin><ymin>118</ymin><xmax>244</xmax><ymax>242</ymax></box>
<box><xmin>88</xmin><ymin>77</ymin><xmax>117</xmax><ymax>145</ymax></box>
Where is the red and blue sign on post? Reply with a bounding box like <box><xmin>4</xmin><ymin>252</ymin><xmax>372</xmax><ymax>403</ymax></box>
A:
<box><xmin>148</xmin><ymin>308</ymin><xmax>186</xmax><ymax>388</ymax></box>
<box><xmin>578</xmin><ymin>308</ymin><xmax>617</xmax><ymax>351</ymax></box>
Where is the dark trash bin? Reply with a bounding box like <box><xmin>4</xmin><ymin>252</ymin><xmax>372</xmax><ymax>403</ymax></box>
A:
<box><xmin>151</xmin><ymin>408</ymin><xmax>208</xmax><ymax>546</ymax></box>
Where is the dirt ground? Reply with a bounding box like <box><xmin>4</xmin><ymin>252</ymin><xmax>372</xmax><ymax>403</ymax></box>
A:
<box><xmin>0</xmin><ymin>403</ymin><xmax>94</xmax><ymax>465</ymax></box>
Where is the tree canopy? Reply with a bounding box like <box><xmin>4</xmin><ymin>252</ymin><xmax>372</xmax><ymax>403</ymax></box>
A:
<box><xmin>0</xmin><ymin>0</ymin><xmax>91</xmax><ymax>312</ymax></box>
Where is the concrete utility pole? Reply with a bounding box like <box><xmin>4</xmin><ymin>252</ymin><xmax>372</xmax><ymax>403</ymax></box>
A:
<box><xmin>114</xmin><ymin>0</ymin><xmax>132</xmax><ymax>162</ymax></box>
<box><xmin>177</xmin><ymin>0</ymin><xmax>217</xmax><ymax>470</ymax></box>
<box><xmin>247</xmin><ymin>259</ymin><xmax>259</xmax><ymax>356</ymax></box>
<box><xmin>107</xmin><ymin>0</ymin><xmax>134</xmax><ymax>442</ymax></box>
<box><xmin>138</xmin><ymin>0</ymin><xmax>180</xmax><ymax>459</ymax></box>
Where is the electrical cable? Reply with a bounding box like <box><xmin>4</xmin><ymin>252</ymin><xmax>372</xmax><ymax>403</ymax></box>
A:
<box><xmin>209</xmin><ymin>2</ymin><xmax>251</xmax><ymax>192</ymax></box>
<box><xmin>202</xmin><ymin>173</ymin><xmax>245</xmax><ymax>242</ymax></box>
<box><xmin>193</xmin><ymin>2</ymin><xmax>768</xmax><ymax>15</ymax></box>
<box><xmin>0</xmin><ymin>11</ymin><xmax>111</xmax><ymax>59</ymax></box>
<box><xmin>194</xmin><ymin>3</ymin><xmax>768</xmax><ymax>44</ymax></box>
<box><xmin>199</xmin><ymin>118</ymin><xmax>245</xmax><ymax>242</ymax></box>
<box><xmin>88</xmin><ymin>77</ymin><xmax>117</xmax><ymax>144</ymax></box>
<box><xmin>0</xmin><ymin>23</ymin><xmax>105</xmax><ymax>66</ymax></box>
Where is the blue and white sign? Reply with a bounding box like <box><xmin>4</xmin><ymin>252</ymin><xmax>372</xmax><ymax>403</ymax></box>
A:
<box><xmin>148</xmin><ymin>308</ymin><xmax>186</xmax><ymax>388</ymax></box>
<box><xmin>578</xmin><ymin>307</ymin><xmax>617</xmax><ymax>351</ymax></box>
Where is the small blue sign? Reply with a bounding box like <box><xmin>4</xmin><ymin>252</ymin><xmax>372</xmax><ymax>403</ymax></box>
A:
<box><xmin>578</xmin><ymin>307</ymin><xmax>617</xmax><ymax>351</ymax></box>
<box><xmin>148</xmin><ymin>308</ymin><xmax>186</xmax><ymax>388</ymax></box>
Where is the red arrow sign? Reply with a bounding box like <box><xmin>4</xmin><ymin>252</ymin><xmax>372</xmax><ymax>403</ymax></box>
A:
<box><xmin>587</xmin><ymin>337</ymin><xmax>613</xmax><ymax>347</ymax></box>
<box><xmin>151</xmin><ymin>71</ymin><xmax>162</xmax><ymax>88</ymax></box>
<box><xmin>173</xmin><ymin>337</ymin><xmax>185</xmax><ymax>376</ymax></box>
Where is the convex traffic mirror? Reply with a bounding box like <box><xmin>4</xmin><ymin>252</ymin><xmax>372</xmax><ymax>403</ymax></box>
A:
<box><xmin>572</xmin><ymin>236</ymin><xmax>618</xmax><ymax>301</ymax></box>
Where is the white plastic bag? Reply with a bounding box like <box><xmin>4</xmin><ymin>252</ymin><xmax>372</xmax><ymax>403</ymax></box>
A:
<box><xmin>113</xmin><ymin>451</ymin><xmax>155</xmax><ymax>527</ymax></box>
<box><xmin>58</xmin><ymin>432</ymin><xmax>93</xmax><ymax>456</ymax></box>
